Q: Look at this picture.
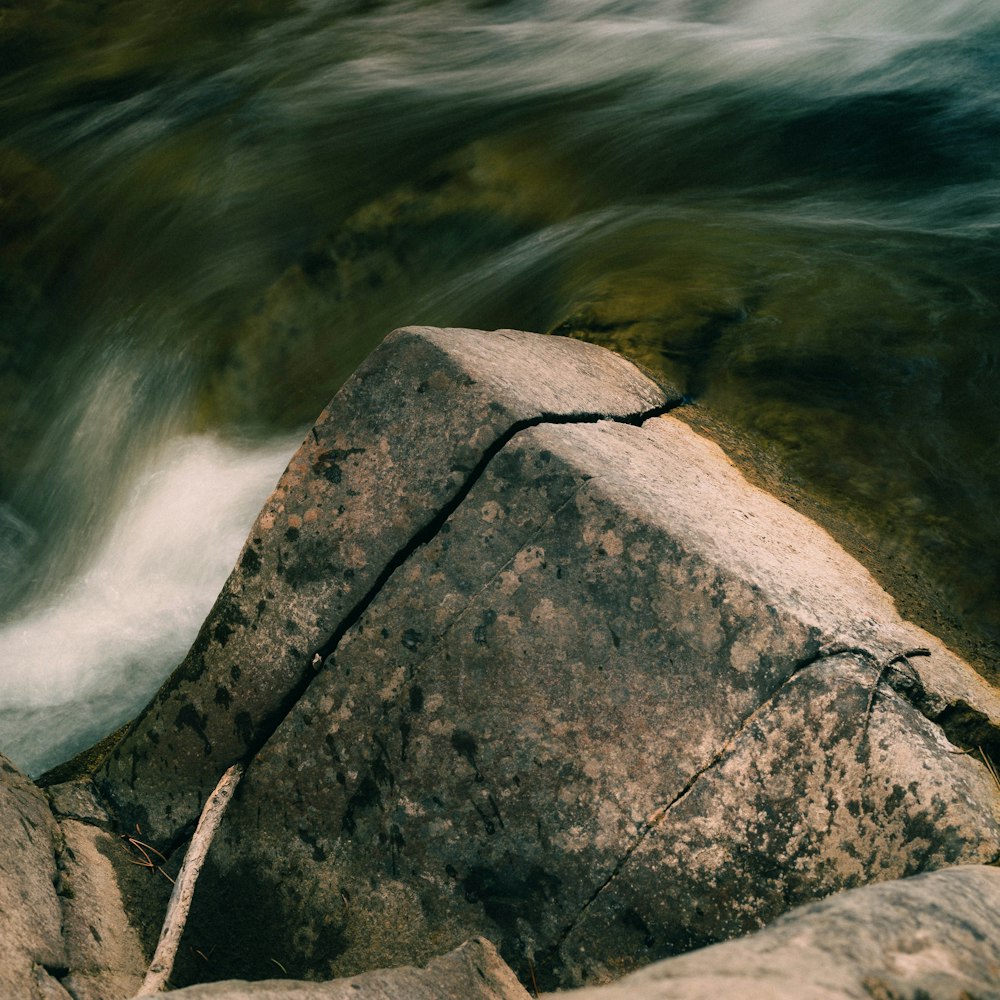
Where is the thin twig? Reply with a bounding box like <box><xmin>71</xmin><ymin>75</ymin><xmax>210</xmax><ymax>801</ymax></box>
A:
<box><xmin>979</xmin><ymin>746</ymin><xmax>1000</xmax><ymax>792</ymax></box>
<box><xmin>133</xmin><ymin>763</ymin><xmax>244</xmax><ymax>996</ymax></box>
<box><xmin>861</xmin><ymin>648</ymin><xmax>931</xmax><ymax>736</ymax></box>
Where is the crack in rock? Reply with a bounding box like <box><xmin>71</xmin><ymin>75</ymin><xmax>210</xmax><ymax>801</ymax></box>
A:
<box><xmin>241</xmin><ymin>402</ymin><xmax>680</xmax><ymax>783</ymax></box>
<box><xmin>554</xmin><ymin>638</ymin><xmax>1000</xmax><ymax>957</ymax></box>
<box><xmin>553</xmin><ymin>647</ymin><xmax>819</xmax><ymax>952</ymax></box>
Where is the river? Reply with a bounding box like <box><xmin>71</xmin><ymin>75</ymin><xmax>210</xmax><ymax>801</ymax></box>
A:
<box><xmin>1</xmin><ymin>0</ymin><xmax>998</xmax><ymax>774</ymax></box>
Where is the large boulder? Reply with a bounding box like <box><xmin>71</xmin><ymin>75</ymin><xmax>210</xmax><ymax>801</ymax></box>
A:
<box><xmin>97</xmin><ymin>326</ymin><xmax>674</xmax><ymax>846</ymax></box>
<box><xmin>172</xmin><ymin>410</ymin><xmax>1000</xmax><ymax>989</ymax></box>
<box><xmin>549</xmin><ymin>865</ymin><xmax>1000</xmax><ymax>1000</ymax></box>
<box><xmin>90</xmin><ymin>328</ymin><xmax>1000</xmax><ymax>990</ymax></box>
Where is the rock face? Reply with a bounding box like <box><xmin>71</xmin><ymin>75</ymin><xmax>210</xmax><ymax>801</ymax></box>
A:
<box><xmin>171</xmin><ymin>408</ymin><xmax>1000</xmax><ymax>989</ymax></box>
<box><xmin>549</xmin><ymin>865</ymin><xmax>1000</xmax><ymax>1000</ymax></box>
<box><xmin>0</xmin><ymin>753</ymin><xmax>67</xmax><ymax>999</ymax></box>
<box><xmin>164</xmin><ymin>938</ymin><xmax>530</xmax><ymax>999</ymax></box>
<box><xmin>0</xmin><ymin>758</ymin><xmax>145</xmax><ymax>1000</ymax></box>
<box><xmin>77</xmin><ymin>327</ymin><xmax>1000</xmax><ymax>991</ymax></box>
<box><xmin>97</xmin><ymin>326</ymin><xmax>675</xmax><ymax>846</ymax></box>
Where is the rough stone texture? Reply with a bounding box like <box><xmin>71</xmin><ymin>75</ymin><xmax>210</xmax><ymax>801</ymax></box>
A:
<box><xmin>165</xmin><ymin>938</ymin><xmax>529</xmax><ymax>999</ymax></box>
<box><xmin>0</xmin><ymin>755</ymin><xmax>148</xmax><ymax>1000</ymax></box>
<box><xmin>56</xmin><ymin>819</ymin><xmax>146</xmax><ymax>1000</ymax></box>
<box><xmin>558</xmin><ymin>651</ymin><xmax>1000</xmax><ymax>984</ymax></box>
<box><xmin>46</xmin><ymin>778</ymin><xmax>111</xmax><ymax>826</ymax></box>
<box><xmin>0</xmin><ymin>752</ymin><xmax>68</xmax><ymax>999</ymax></box>
<box><xmin>97</xmin><ymin>326</ymin><xmax>673</xmax><ymax>845</ymax></box>
<box><xmin>172</xmin><ymin>413</ymin><xmax>1000</xmax><ymax>989</ymax></box>
<box><xmin>547</xmin><ymin>865</ymin><xmax>1000</xmax><ymax>1000</ymax></box>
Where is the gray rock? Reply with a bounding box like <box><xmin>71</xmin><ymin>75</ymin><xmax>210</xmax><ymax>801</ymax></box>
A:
<box><xmin>46</xmin><ymin>778</ymin><xmax>111</xmax><ymax>826</ymax></box>
<box><xmin>0</xmin><ymin>752</ymin><xmax>67</xmax><ymax>998</ymax></box>
<box><xmin>56</xmin><ymin>819</ymin><xmax>146</xmax><ymax>1000</ymax></box>
<box><xmin>547</xmin><ymin>865</ymin><xmax>1000</xmax><ymax>1000</ymax></box>
<box><xmin>171</xmin><ymin>409</ymin><xmax>1000</xmax><ymax>987</ymax></box>
<box><xmin>97</xmin><ymin>326</ymin><xmax>674</xmax><ymax>846</ymax></box>
<box><xmin>164</xmin><ymin>938</ymin><xmax>529</xmax><ymax>999</ymax></box>
<box><xmin>0</xmin><ymin>754</ymin><xmax>148</xmax><ymax>1000</ymax></box>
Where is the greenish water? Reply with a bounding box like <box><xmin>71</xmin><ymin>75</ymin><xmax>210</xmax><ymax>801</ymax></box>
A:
<box><xmin>1</xmin><ymin>0</ymin><xmax>998</xmax><ymax>772</ymax></box>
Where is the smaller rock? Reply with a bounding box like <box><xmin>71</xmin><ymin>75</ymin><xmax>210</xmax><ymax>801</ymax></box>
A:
<box><xmin>546</xmin><ymin>865</ymin><xmax>1000</xmax><ymax>1000</ymax></box>
<box><xmin>57</xmin><ymin>819</ymin><xmax>146</xmax><ymax>1000</ymax></box>
<box><xmin>0</xmin><ymin>752</ymin><xmax>67</xmax><ymax>998</ymax></box>
<box><xmin>165</xmin><ymin>937</ymin><xmax>530</xmax><ymax>999</ymax></box>
<box><xmin>46</xmin><ymin>778</ymin><xmax>111</xmax><ymax>826</ymax></box>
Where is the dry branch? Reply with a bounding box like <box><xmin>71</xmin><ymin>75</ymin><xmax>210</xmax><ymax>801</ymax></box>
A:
<box><xmin>134</xmin><ymin>763</ymin><xmax>244</xmax><ymax>996</ymax></box>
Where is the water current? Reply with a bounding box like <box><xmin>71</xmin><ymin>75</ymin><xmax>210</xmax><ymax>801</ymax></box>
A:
<box><xmin>1</xmin><ymin>0</ymin><xmax>998</xmax><ymax>773</ymax></box>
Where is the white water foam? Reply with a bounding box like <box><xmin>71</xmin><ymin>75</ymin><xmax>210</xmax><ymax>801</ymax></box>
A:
<box><xmin>0</xmin><ymin>432</ymin><xmax>298</xmax><ymax>776</ymax></box>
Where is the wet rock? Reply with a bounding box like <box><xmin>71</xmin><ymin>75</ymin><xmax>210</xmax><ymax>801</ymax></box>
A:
<box><xmin>164</xmin><ymin>938</ymin><xmax>529</xmax><ymax>999</ymax></box>
<box><xmin>0</xmin><ymin>752</ymin><xmax>67</xmax><ymax>998</ymax></box>
<box><xmin>547</xmin><ymin>865</ymin><xmax>1000</xmax><ymax>1000</ymax></box>
<box><xmin>97</xmin><ymin>326</ymin><xmax>673</xmax><ymax>845</ymax></box>
<box><xmin>172</xmin><ymin>407</ymin><xmax>999</xmax><ymax>986</ymax></box>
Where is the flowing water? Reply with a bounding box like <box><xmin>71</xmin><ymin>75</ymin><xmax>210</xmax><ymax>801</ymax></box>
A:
<box><xmin>1</xmin><ymin>0</ymin><xmax>998</xmax><ymax>774</ymax></box>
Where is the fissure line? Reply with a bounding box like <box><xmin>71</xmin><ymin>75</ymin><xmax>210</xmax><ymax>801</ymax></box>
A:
<box><xmin>241</xmin><ymin>399</ymin><xmax>682</xmax><ymax>779</ymax></box>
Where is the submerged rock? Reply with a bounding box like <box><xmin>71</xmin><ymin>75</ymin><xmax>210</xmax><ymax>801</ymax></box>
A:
<box><xmin>87</xmin><ymin>327</ymin><xmax>1000</xmax><ymax>990</ymax></box>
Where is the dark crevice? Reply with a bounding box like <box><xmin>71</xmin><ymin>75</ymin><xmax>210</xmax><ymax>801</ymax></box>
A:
<box><xmin>929</xmin><ymin>700</ymin><xmax>1000</xmax><ymax>766</ymax></box>
<box><xmin>238</xmin><ymin>399</ymin><xmax>683</xmax><ymax>780</ymax></box>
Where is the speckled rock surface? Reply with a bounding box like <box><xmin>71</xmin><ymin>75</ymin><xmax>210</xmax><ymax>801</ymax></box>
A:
<box><xmin>165</xmin><ymin>938</ymin><xmax>529</xmax><ymax>999</ymax></box>
<box><xmin>547</xmin><ymin>865</ymin><xmax>1000</xmax><ymax>1000</ymax></box>
<box><xmin>168</xmin><ymin>414</ymin><xmax>1000</xmax><ymax>990</ymax></box>
<box><xmin>0</xmin><ymin>753</ymin><xmax>67</xmax><ymax>999</ymax></box>
<box><xmin>97</xmin><ymin>326</ymin><xmax>673</xmax><ymax>845</ymax></box>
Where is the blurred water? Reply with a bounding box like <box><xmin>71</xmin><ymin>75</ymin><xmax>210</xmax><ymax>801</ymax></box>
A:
<box><xmin>1</xmin><ymin>0</ymin><xmax>998</xmax><ymax>772</ymax></box>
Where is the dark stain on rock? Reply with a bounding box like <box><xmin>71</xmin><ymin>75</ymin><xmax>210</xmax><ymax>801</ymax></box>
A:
<box><xmin>213</xmin><ymin>621</ymin><xmax>234</xmax><ymax>647</ymax></box>
<box><xmin>451</xmin><ymin>729</ymin><xmax>483</xmax><ymax>781</ymax></box>
<box><xmin>175</xmin><ymin>704</ymin><xmax>211</xmax><ymax>755</ymax></box>
<box><xmin>230</xmin><ymin>665</ymin><xmax>241</xmax><ymax>683</ymax></box>
<box><xmin>342</xmin><ymin>775</ymin><xmax>381</xmax><ymax>836</ymax></box>
<box><xmin>214</xmin><ymin>686</ymin><xmax>232</xmax><ymax>710</ymax></box>
<box><xmin>297</xmin><ymin>828</ymin><xmax>327</xmax><ymax>862</ymax></box>
<box><xmin>285</xmin><ymin>527</ymin><xmax>300</xmax><ymax>542</ymax></box>
<box><xmin>622</xmin><ymin>907</ymin><xmax>656</xmax><ymax>948</ymax></box>
<box><xmin>240</xmin><ymin>546</ymin><xmax>261</xmax><ymax>576</ymax></box>
<box><xmin>409</xmin><ymin>685</ymin><xmax>424</xmax><ymax>713</ymax></box>
<box><xmin>402</xmin><ymin>628</ymin><xmax>423</xmax><ymax>650</ymax></box>
<box><xmin>460</xmin><ymin>862</ymin><xmax>562</xmax><ymax>967</ymax></box>
<box><xmin>235</xmin><ymin>712</ymin><xmax>254</xmax><ymax>747</ymax></box>
<box><xmin>314</xmin><ymin>447</ymin><xmax>365</xmax><ymax>484</ymax></box>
